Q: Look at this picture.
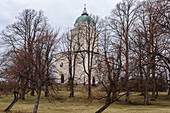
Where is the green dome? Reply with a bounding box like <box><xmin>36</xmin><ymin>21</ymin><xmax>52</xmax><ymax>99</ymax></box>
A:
<box><xmin>75</xmin><ymin>15</ymin><xmax>94</xmax><ymax>24</ymax></box>
<box><xmin>75</xmin><ymin>6</ymin><xmax>94</xmax><ymax>25</ymax></box>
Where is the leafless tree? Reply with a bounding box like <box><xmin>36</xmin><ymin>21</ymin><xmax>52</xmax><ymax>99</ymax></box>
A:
<box><xmin>76</xmin><ymin>15</ymin><xmax>100</xmax><ymax>98</ymax></box>
<box><xmin>109</xmin><ymin>0</ymin><xmax>138</xmax><ymax>103</ymax></box>
<box><xmin>95</xmin><ymin>18</ymin><xmax>132</xmax><ymax>113</ymax></box>
<box><xmin>134</xmin><ymin>0</ymin><xmax>169</xmax><ymax>104</ymax></box>
<box><xmin>1</xmin><ymin>9</ymin><xmax>60</xmax><ymax>113</ymax></box>
<box><xmin>59</xmin><ymin>29</ymin><xmax>81</xmax><ymax>97</ymax></box>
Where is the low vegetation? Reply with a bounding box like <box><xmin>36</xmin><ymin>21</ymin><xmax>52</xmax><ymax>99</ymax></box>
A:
<box><xmin>0</xmin><ymin>86</ymin><xmax>170</xmax><ymax>113</ymax></box>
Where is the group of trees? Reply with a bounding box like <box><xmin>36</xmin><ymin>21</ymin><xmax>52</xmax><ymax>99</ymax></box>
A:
<box><xmin>0</xmin><ymin>0</ymin><xmax>169</xmax><ymax>113</ymax></box>
<box><xmin>0</xmin><ymin>9</ymin><xmax>60</xmax><ymax>113</ymax></box>
<box><xmin>59</xmin><ymin>1</ymin><xmax>169</xmax><ymax>113</ymax></box>
<box><xmin>61</xmin><ymin>0</ymin><xmax>169</xmax><ymax>112</ymax></box>
<box><xmin>95</xmin><ymin>0</ymin><xmax>169</xmax><ymax>112</ymax></box>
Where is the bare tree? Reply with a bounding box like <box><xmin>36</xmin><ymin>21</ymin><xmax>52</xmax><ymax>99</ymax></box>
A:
<box><xmin>134</xmin><ymin>0</ymin><xmax>169</xmax><ymax>103</ymax></box>
<box><xmin>109</xmin><ymin>0</ymin><xmax>138</xmax><ymax>103</ymax></box>
<box><xmin>32</xmin><ymin>29</ymin><xmax>59</xmax><ymax>113</ymax></box>
<box><xmin>76</xmin><ymin>15</ymin><xmax>99</xmax><ymax>98</ymax></box>
<box><xmin>59</xmin><ymin>29</ymin><xmax>80</xmax><ymax>97</ymax></box>
<box><xmin>153</xmin><ymin>0</ymin><xmax>170</xmax><ymax>35</ymax></box>
<box><xmin>95</xmin><ymin>19</ymin><xmax>132</xmax><ymax>113</ymax></box>
<box><xmin>2</xmin><ymin>50</ymin><xmax>30</xmax><ymax>111</ymax></box>
<box><xmin>1</xmin><ymin>9</ymin><xmax>59</xmax><ymax>113</ymax></box>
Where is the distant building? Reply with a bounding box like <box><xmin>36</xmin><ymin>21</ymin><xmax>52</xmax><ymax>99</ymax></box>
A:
<box><xmin>55</xmin><ymin>6</ymin><xmax>99</xmax><ymax>85</ymax></box>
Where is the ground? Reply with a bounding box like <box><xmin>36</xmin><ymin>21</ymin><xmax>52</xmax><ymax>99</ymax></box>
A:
<box><xmin>0</xmin><ymin>86</ymin><xmax>170</xmax><ymax>113</ymax></box>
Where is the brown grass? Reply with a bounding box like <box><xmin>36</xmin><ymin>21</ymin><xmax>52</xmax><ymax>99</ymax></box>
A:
<box><xmin>0</xmin><ymin>86</ymin><xmax>170</xmax><ymax>113</ymax></box>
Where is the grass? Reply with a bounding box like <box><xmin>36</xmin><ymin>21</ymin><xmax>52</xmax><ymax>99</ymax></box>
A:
<box><xmin>0</xmin><ymin>86</ymin><xmax>170</xmax><ymax>113</ymax></box>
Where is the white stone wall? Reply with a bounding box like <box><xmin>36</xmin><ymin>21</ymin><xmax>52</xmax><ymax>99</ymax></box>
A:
<box><xmin>55</xmin><ymin>53</ymin><xmax>99</xmax><ymax>84</ymax></box>
<box><xmin>55</xmin><ymin>22</ymin><xmax>99</xmax><ymax>85</ymax></box>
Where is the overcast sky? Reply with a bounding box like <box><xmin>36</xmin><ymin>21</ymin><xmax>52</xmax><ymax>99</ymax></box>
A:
<box><xmin>0</xmin><ymin>0</ymin><xmax>122</xmax><ymax>32</ymax></box>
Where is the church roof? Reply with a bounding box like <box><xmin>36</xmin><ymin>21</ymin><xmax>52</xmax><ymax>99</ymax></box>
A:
<box><xmin>75</xmin><ymin>5</ymin><xmax>94</xmax><ymax>25</ymax></box>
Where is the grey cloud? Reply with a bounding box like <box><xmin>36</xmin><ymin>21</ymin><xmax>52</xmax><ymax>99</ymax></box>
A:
<box><xmin>0</xmin><ymin>0</ymin><xmax>122</xmax><ymax>32</ymax></box>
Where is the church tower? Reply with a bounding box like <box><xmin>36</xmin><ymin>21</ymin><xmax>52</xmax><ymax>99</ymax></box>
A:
<box><xmin>55</xmin><ymin>5</ymin><xmax>99</xmax><ymax>85</ymax></box>
<box><xmin>71</xmin><ymin>5</ymin><xmax>98</xmax><ymax>54</ymax></box>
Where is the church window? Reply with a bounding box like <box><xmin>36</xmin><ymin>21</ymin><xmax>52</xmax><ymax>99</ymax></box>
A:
<box><xmin>61</xmin><ymin>74</ymin><xmax>64</xmax><ymax>83</ymax></box>
<box><xmin>60</xmin><ymin>62</ymin><xmax>63</xmax><ymax>67</ymax></box>
<box><xmin>92</xmin><ymin>77</ymin><xmax>95</xmax><ymax>85</ymax></box>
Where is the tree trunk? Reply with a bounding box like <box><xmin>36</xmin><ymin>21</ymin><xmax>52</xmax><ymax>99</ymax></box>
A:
<box><xmin>144</xmin><ymin>90</ymin><xmax>148</xmax><ymax>105</ymax></box>
<box><xmin>125</xmin><ymin>32</ymin><xmax>130</xmax><ymax>103</ymax></box>
<box><xmin>95</xmin><ymin>103</ymin><xmax>110</xmax><ymax>113</ymax></box>
<box><xmin>144</xmin><ymin>70</ymin><xmax>149</xmax><ymax>105</ymax></box>
<box><xmin>69</xmin><ymin>78</ymin><xmax>74</xmax><ymax>97</ymax></box>
<box><xmin>31</xmin><ymin>89</ymin><xmax>35</xmax><ymax>96</ymax></box>
<box><xmin>4</xmin><ymin>92</ymin><xmax>19</xmax><ymax>112</ymax></box>
<box><xmin>125</xmin><ymin>76</ymin><xmax>130</xmax><ymax>103</ymax></box>
<box><xmin>144</xmin><ymin>32</ymin><xmax>151</xmax><ymax>105</ymax></box>
<box><xmin>88</xmin><ymin>74</ymin><xmax>91</xmax><ymax>98</ymax></box>
<box><xmin>156</xmin><ymin>88</ymin><xmax>159</xmax><ymax>97</ymax></box>
<box><xmin>96</xmin><ymin>92</ymin><xmax>111</xmax><ymax>113</ymax></box>
<box><xmin>31</xmin><ymin>84</ymin><xmax>35</xmax><ymax>96</ymax></box>
<box><xmin>144</xmin><ymin>59</ymin><xmax>149</xmax><ymax>105</ymax></box>
<box><xmin>126</xmin><ymin>89</ymin><xmax>130</xmax><ymax>103</ymax></box>
<box><xmin>151</xmin><ymin>81</ymin><xmax>156</xmax><ymax>100</ymax></box>
<box><xmin>20</xmin><ymin>89</ymin><xmax>25</xmax><ymax>100</ymax></box>
<box><xmin>45</xmin><ymin>85</ymin><xmax>49</xmax><ymax>97</ymax></box>
<box><xmin>20</xmin><ymin>77</ymin><xmax>26</xmax><ymax>100</ymax></box>
<box><xmin>33</xmin><ymin>87</ymin><xmax>41</xmax><ymax>113</ymax></box>
<box><xmin>151</xmin><ymin>56</ymin><xmax>156</xmax><ymax>100</ymax></box>
<box><xmin>139</xmin><ymin>57</ymin><xmax>144</xmax><ymax>95</ymax></box>
<box><xmin>168</xmin><ymin>87</ymin><xmax>170</xmax><ymax>95</ymax></box>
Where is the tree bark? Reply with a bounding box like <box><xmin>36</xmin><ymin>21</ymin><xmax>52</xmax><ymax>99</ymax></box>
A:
<box><xmin>156</xmin><ymin>88</ymin><xmax>159</xmax><ymax>97</ymax></box>
<box><xmin>151</xmin><ymin>76</ymin><xmax>156</xmax><ymax>100</ymax></box>
<box><xmin>20</xmin><ymin>89</ymin><xmax>25</xmax><ymax>100</ymax></box>
<box><xmin>168</xmin><ymin>87</ymin><xmax>170</xmax><ymax>95</ymax></box>
<box><xmin>88</xmin><ymin>74</ymin><xmax>91</xmax><ymax>98</ymax></box>
<box><xmin>139</xmin><ymin>52</ymin><xmax>144</xmax><ymax>95</ymax></box>
<box><xmin>126</xmin><ymin>88</ymin><xmax>130</xmax><ymax>103</ymax></box>
<box><xmin>96</xmin><ymin>92</ymin><xmax>127</xmax><ymax>113</ymax></box>
<box><xmin>95</xmin><ymin>103</ymin><xmax>111</xmax><ymax>113</ymax></box>
<box><xmin>125</xmin><ymin>30</ymin><xmax>130</xmax><ymax>103</ymax></box>
<box><xmin>20</xmin><ymin>77</ymin><xmax>26</xmax><ymax>100</ymax></box>
<box><xmin>151</xmin><ymin>50</ymin><xmax>156</xmax><ymax>100</ymax></box>
<box><xmin>45</xmin><ymin>85</ymin><xmax>49</xmax><ymax>97</ymax></box>
<box><xmin>144</xmin><ymin>61</ymin><xmax>150</xmax><ymax>105</ymax></box>
<box><xmin>144</xmin><ymin>62</ymin><xmax>149</xmax><ymax>105</ymax></box>
<box><xmin>31</xmin><ymin>89</ymin><xmax>35</xmax><ymax>96</ymax></box>
<box><xmin>4</xmin><ymin>92</ymin><xmax>20</xmax><ymax>112</ymax></box>
<box><xmin>31</xmin><ymin>84</ymin><xmax>35</xmax><ymax>96</ymax></box>
<box><xmin>69</xmin><ymin>78</ymin><xmax>74</xmax><ymax>97</ymax></box>
<box><xmin>33</xmin><ymin>87</ymin><xmax>41</xmax><ymax>113</ymax></box>
<box><xmin>144</xmin><ymin>55</ymin><xmax>150</xmax><ymax>105</ymax></box>
<box><xmin>144</xmin><ymin>77</ymin><xmax>148</xmax><ymax>105</ymax></box>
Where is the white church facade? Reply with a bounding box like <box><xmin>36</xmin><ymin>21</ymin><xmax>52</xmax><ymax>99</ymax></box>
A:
<box><xmin>55</xmin><ymin>6</ymin><xmax>99</xmax><ymax>85</ymax></box>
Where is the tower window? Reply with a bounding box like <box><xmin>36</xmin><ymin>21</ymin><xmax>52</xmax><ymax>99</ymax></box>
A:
<box><xmin>60</xmin><ymin>62</ymin><xmax>63</xmax><ymax>67</ymax></box>
<box><xmin>61</xmin><ymin>74</ymin><xmax>64</xmax><ymax>83</ymax></box>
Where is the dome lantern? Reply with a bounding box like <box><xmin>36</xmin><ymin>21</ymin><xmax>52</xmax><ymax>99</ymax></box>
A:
<box><xmin>82</xmin><ymin>4</ymin><xmax>88</xmax><ymax>16</ymax></box>
<box><xmin>75</xmin><ymin>4</ymin><xmax>94</xmax><ymax>25</ymax></box>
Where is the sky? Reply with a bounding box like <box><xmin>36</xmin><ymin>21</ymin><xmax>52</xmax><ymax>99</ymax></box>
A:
<box><xmin>0</xmin><ymin>0</ymin><xmax>122</xmax><ymax>32</ymax></box>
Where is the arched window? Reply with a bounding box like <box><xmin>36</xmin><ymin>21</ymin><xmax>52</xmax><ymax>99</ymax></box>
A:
<box><xmin>92</xmin><ymin>77</ymin><xmax>95</xmax><ymax>86</ymax></box>
<box><xmin>60</xmin><ymin>62</ymin><xmax>63</xmax><ymax>67</ymax></box>
<box><xmin>61</xmin><ymin>74</ymin><xmax>64</xmax><ymax>83</ymax></box>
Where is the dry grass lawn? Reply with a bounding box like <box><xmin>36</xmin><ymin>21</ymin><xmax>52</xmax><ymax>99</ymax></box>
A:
<box><xmin>0</xmin><ymin>86</ymin><xmax>170</xmax><ymax>113</ymax></box>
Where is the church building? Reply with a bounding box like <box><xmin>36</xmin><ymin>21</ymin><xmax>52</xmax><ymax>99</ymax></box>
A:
<box><xmin>55</xmin><ymin>6</ymin><xmax>99</xmax><ymax>85</ymax></box>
